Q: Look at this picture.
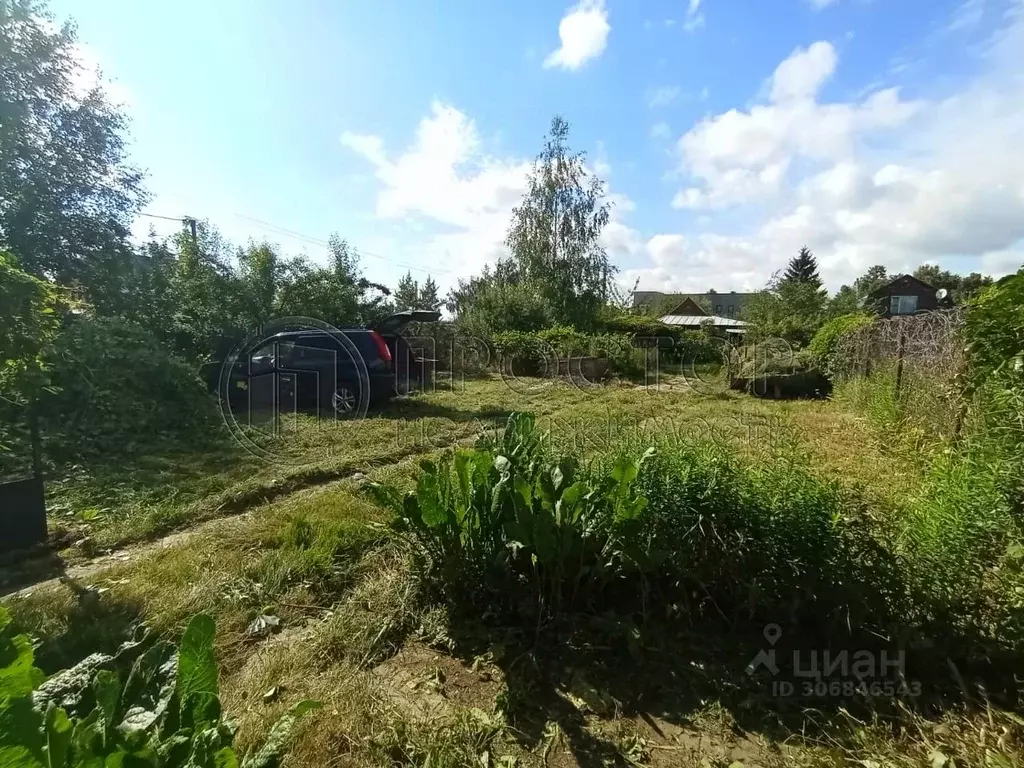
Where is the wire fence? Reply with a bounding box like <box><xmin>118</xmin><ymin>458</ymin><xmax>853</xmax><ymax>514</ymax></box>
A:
<box><xmin>832</xmin><ymin>310</ymin><xmax>969</xmax><ymax>440</ymax></box>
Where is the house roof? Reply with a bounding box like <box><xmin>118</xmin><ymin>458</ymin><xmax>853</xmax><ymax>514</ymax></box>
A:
<box><xmin>867</xmin><ymin>274</ymin><xmax>937</xmax><ymax>297</ymax></box>
<box><xmin>666</xmin><ymin>297</ymin><xmax>707</xmax><ymax>316</ymax></box>
<box><xmin>633</xmin><ymin>290</ymin><xmax>758</xmax><ymax>310</ymax></box>
<box><xmin>660</xmin><ymin>314</ymin><xmax>749</xmax><ymax>328</ymax></box>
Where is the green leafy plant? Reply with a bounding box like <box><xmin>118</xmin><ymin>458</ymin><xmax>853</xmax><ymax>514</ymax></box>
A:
<box><xmin>808</xmin><ymin>312</ymin><xmax>874</xmax><ymax>378</ymax></box>
<box><xmin>0</xmin><ymin>609</ymin><xmax>317</xmax><ymax>768</ymax></box>
<box><xmin>367</xmin><ymin>413</ymin><xmax>654</xmax><ymax>619</ymax></box>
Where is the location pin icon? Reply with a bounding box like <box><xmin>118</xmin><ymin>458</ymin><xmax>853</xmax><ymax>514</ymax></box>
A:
<box><xmin>764</xmin><ymin>623</ymin><xmax>782</xmax><ymax>646</ymax></box>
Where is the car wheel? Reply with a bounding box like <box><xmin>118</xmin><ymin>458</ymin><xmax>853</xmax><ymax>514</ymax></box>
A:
<box><xmin>330</xmin><ymin>383</ymin><xmax>358</xmax><ymax>416</ymax></box>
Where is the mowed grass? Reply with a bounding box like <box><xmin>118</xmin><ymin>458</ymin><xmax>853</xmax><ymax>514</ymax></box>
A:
<box><xmin>6</xmin><ymin>373</ymin><xmax>986</xmax><ymax>768</ymax></box>
<box><xmin>43</xmin><ymin>372</ymin><xmax>800</xmax><ymax>555</ymax></box>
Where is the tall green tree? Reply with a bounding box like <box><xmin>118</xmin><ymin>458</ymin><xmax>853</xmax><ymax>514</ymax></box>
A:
<box><xmin>782</xmin><ymin>247</ymin><xmax>823</xmax><ymax>289</ymax></box>
<box><xmin>394</xmin><ymin>271</ymin><xmax>420</xmax><ymax>309</ymax></box>
<box><xmin>0</xmin><ymin>251</ymin><xmax>65</xmax><ymax>405</ymax></box>
<box><xmin>914</xmin><ymin>264</ymin><xmax>994</xmax><ymax>302</ymax></box>
<box><xmin>237</xmin><ymin>241</ymin><xmax>282</xmax><ymax>328</ymax></box>
<box><xmin>505</xmin><ymin>116</ymin><xmax>612</xmax><ymax>330</ymax></box>
<box><xmin>828</xmin><ymin>284</ymin><xmax>861</xmax><ymax>316</ymax></box>
<box><xmin>744</xmin><ymin>273</ymin><xmax>828</xmax><ymax>346</ymax></box>
<box><xmin>0</xmin><ymin>1</ymin><xmax>146</xmax><ymax>304</ymax></box>
<box><xmin>168</xmin><ymin>221</ymin><xmax>240</xmax><ymax>356</ymax></box>
<box><xmin>853</xmin><ymin>265</ymin><xmax>890</xmax><ymax>298</ymax></box>
<box><xmin>275</xmin><ymin>235</ymin><xmax>386</xmax><ymax>328</ymax></box>
<box><xmin>419</xmin><ymin>275</ymin><xmax>441</xmax><ymax>312</ymax></box>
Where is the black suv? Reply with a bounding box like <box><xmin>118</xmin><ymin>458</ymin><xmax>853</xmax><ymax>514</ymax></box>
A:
<box><xmin>224</xmin><ymin>310</ymin><xmax>440</xmax><ymax>417</ymax></box>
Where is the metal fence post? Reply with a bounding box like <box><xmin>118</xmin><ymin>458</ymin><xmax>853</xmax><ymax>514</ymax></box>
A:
<box><xmin>893</xmin><ymin>326</ymin><xmax>906</xmax><ymax>400</ymax></box>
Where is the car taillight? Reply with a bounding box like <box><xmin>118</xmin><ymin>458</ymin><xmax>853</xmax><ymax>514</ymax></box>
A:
<box><xmin>370</xmin><ymin>331</ymin><xmax>392</xmax><ymax>365</ymax></box>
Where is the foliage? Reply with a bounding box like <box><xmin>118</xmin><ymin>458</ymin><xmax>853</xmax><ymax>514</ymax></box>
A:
<box><xmin>0</xmin><ymin>609</ymin><xmax>317</xmax><ymax>768</ymax></box>
<box><xmin>962</xmin><ymin>268</ymin><xmax>1024</xmax><ymax>390</ymax></box>
<box><xmin>730</xmin><ymin>342</ymin><xmax>816</xmax><ymax>379</ymax></box>
<box><xmin>0</xmin><ymin>1</ymin><xmax>147</xmax><ymax>305</ymax></box>
<box><xmin>274</xmin><ymin>235</ymin><xmax>388</xmax><ymax>330</ymax></box>
<box><xmin>391</xmin><ymin>270</ymin><xmax>441</xmax><ymax>313</ymax></box>
<box><xmin>41</xmin><ymin>316</ymin><xmax>215</xmax><ymax>459</ymax></box>
<box><xmin>0</xmin><ymin>251</ymin><xmax>67</xmax><ymax>404</ymax></box>
<box><xmin>490</xmin><ymin>328</ymin><xmax>647</xmax><ymax>379</ymax></box>
<box><xmin>635</xmin><ymin>441</ymin><xmax>901</xmax><ymax>628</ymax></box>
<box><xmin>781</xmin><ymin>246</ymin><xmax>823</xmax><ymax>289</ymax></box>
<box><xmin>236</xmin><ymin>241</ymin><xmax>283</xmax><ymax>329</ymax></box>
<box><xmin>914</xmin><ymin>264</ymin><xmax>994</xmax><ymax>302</ymax></box>
<box><xmin>825</xmin><ymin>284</ymin><xmax>860</xmax><ymax>317</ymax></box>
<box><xmin>455</xmin><ymin>279</ymin><xmax>553</xmax><ymax>337</ymax></box>
<box><xmin>535</xmin><ymin>325</ymin><xmax>590</xmax><ymax>356</ymax></box>
<box><xmin>418</xmin><ymin>276</ymin><xmax>442</xmax><ymax>312</ymax></box>
<box><xmin>367</xmin><ymin>413</ymin><xmax>653</xmax><ymax>618</ymax></box>
<box><xmin>367</xmin><ymin>413</ymin><xmax>903</xmax><ymax>635</ymax></box>
<box><xmin>491</xmin><ymin>331</ymin><xmax>548</xmax><ymax>375</ymax></box>
<box><xmin>808</xmin><ymin>313</ymin><xmax>875</xmax><ymax>378</ymax></box>
<box><xmin>394</xmin><ymin>271</ymin><xmax>420</xmax><ymax>311</ymax></box>
<box><xmin>587</xmin><ymin>333</ymin><xmax>645</xmax><ymax>378</ymax></box>
<box><xmin>743</xmin><ymin>277</ymin><xmax>828</xmax><ymax>347</ymax></box>
<box><xmin>505</xmin><ymin>116</ymin><xmax>613</xmax><ymax>331</ymax></box>
<box><xmin>853</xmin><ymin>265</ymin><xmax>891</xmax><ymax>299</ymax></box>
<box><xmin>597</xmin><ymin>312</ymin><xmax>675</xmax><ymax>339</ymax></box>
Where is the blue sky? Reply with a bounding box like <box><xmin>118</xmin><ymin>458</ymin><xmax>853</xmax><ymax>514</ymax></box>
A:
<box><xmin>53</xmin><ymin>0</ymin><xmax>1024</xmax><ymax>294</ymax></box>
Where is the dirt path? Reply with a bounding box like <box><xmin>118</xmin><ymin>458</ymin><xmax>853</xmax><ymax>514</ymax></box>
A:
<box><xmin>1</xmin><ymin>430</ymin><xmax>484</xmax><ymax>601</ymax></box>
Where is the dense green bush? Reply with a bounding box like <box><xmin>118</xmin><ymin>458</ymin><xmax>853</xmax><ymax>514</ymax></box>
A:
<box><xmin>534</xmin><ymin>325</ymin><xmax>590</xmax><ymax>356</ymax></box>
<box><xmin>455</xmin><ymin>281</ymin><xmax>553</xmax><ymax>337</ymax></box>
<box><xmin>808</xmin><ymin>312</ymin><xmax>874</xmax><ymax>378</ymax></box>
<box><xmin>0</xmin><ymin>251</ymin><xmax>66</xmax><ymax>406</ymax></box>
<box><xmin>0</xmin><ymin>610</ymin><xmax>316</xmax><ymax>768</ymax></box>
<box><xmin>588</xmin><ymin>333</ymin><xmax>645</xmax><ymax>378</ymax></box>
<box><xmin>41</xmin><ymin>316</ymin><xmax>216</xmax><ymax>459</ymax></box>
<box><xmin>672</xmin><ymin>331</ymin><xmax>726</xmax><ymax>365</ymax></box>
<box><xmin>597</xmin><ymin>312</ymin><xmax>679</xmax><ymax>339</ymax></box>
<box><xmin>490</xmin><ymin>329</ymin><xmax>646</xmax><ymax>379</ymax></box>
<box><xmin>963</xmin><ymin>268</ymin><xmax>1024</xmax><ymax>389</ymax></box>
<box><xmin>491</xmin><ymin>330</ymin><xmax>549</xmax><ymax>376</ymax></box>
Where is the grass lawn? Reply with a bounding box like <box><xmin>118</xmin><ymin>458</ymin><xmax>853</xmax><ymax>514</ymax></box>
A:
<box><xmin>7</xmin><ymin>372</ymin><xmax>1006</xmax><ymax>768</ymax></box>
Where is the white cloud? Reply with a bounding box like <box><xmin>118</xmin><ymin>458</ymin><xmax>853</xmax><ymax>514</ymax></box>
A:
<box><xmin>806</xmin><ymin>0</ymin><xmax>839</xmax><ymax>9</ymax></box>
<box><xmin>544</xmin><ymin>0</ymin><xmax>610</xmax><ymax>71</ymax></box>
<box><xmin>684</xmin><ymin>0</ymin><xmax>706</xmax><ymax>31</ymax></box>
<box><xmin>674</xmin><ymin>41</ymin><xmax>920</xmax><ymax>210</ymax></box>
<box><xmin>646</xmin><ymin>85</ymin><xmax>681</xmax><ymax>108</ymax></box>
<box><xmin>624</xmin><ymin>9</ymin><xmax>1024</xmax><ymax>291</ymax></box>
<box><xmin>770</xmin><ymin>41</ymin><xmax>837</xmax><ymax>103</ymax></box>
<box><xmin>341</xmin><ymin>102</ymin><xmax>534</xmax><ymax>280</ymax></box>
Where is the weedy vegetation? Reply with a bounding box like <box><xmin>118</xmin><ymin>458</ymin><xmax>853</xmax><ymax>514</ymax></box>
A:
<box><xmin>0</xmin><ymin>608</ymin><xmax>316</xmax><ymax>768</ymax></box>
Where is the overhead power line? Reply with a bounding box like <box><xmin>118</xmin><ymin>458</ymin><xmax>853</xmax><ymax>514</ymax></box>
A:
<box><xmin>231</xmin><ymin>213</ymin><xmax>453</xmax><ymax>276</ymax></box>
<box><xmin>136</xmin><ymin>210</ymin><xmax>454</xmax><ymax>276</ymax></box>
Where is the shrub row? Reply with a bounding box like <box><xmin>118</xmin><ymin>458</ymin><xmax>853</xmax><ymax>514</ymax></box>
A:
<box><xmin>491</xmin><ymin>325</ymin><xmax>722</xmax><ymax>379</ymax></box>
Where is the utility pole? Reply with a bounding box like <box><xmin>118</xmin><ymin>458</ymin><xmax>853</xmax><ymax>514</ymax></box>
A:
<box><xmin>183</xmin><ymin>217</ymin><xmax>198</xmax><ymax>245</ymax></box>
